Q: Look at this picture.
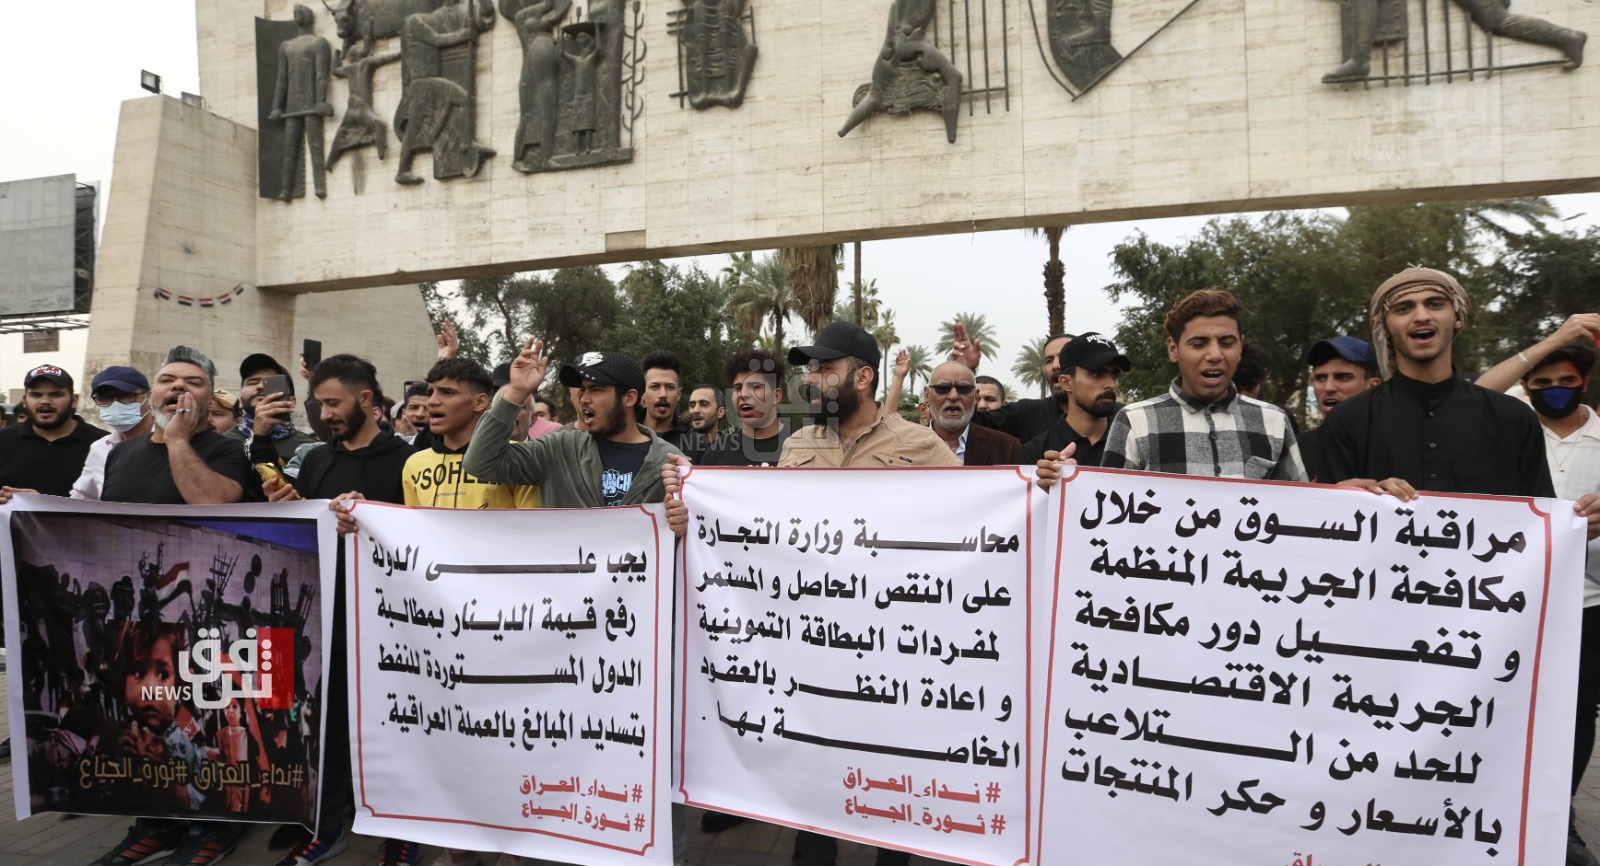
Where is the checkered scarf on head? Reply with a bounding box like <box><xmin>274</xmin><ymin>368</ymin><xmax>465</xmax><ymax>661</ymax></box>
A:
<box><xmin>1368</xmin><ymin>267</ymin><xmax>1469</xmax><ymax>380</ymax></box>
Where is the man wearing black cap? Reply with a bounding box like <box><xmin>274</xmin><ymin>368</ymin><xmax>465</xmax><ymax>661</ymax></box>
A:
<box><xmin>1020</xmin><ymin>332</ymin><xmax>1128</xmax><ymax>468</ymax></box>
<box><xmin>0</xmin><ymin>364</ymin><xmax>108</xmax><ymax>497</ymax></box>
<box><xmin>779</xmin><ymin>321</ymin><xmax>959</xmax><ymax>469</ymax></box>
<box><xmin>1298</xmin><ymin>336</ymin><xmax>1381</xmax><ymax>482</ymax></box>
<box><xmin>71</xmin><ymin>366</ymin><xmax>155</xmax><ymax>501</ymax></box>
<box><xmin>775</xmin><ymin>320</ymin><xmax>954</xmax><ymax>866</ymax></box>
<box><xmin>232</xmin><ymin>352</ymin><xmax>318</xmax><ymax>464</ymax></box>
<box><xmin>465</xmin><ymin>340</ymin><xmax>683</xmax><ymax>507</ymax></box>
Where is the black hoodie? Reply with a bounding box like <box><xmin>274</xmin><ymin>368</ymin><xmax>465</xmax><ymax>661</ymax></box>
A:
<box><xmin>293</xmin><ymin>430</ymin><xmax>416</xmax><ymax>503</ymax></box>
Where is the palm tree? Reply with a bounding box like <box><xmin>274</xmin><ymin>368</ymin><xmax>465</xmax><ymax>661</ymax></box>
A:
<box><xmin>783</xmin><ymin>245</ymin><xmax>842</xmax><ymax>337</ymax></box>
<box><xmin>934</xmin><ymin>312</ymin><xmax>1000</xmax><ymax>362</ymax></box>
<box><xmin>725</xmin><ymin>251</ymin><xmax>795</xmax><ymax>354</ymax></box>
<box><xmin>1028</xmin><ymin>226</ymin><xmax>1068</xmax><ymax>336</ymax></box>
<box><xmin>1012</xmin><ymin>336</ymin><xmax>1050</xmax><ymax>397</ymax></box>
<box><xmin>902</xmin><ymin>345</ymin><xmax>933</xmax><ymax>393</ymax></box>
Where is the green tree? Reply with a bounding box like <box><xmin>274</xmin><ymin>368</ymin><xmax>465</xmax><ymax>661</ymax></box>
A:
<box><xmin>605</xmin><ymin>261</ymin><xmax>755</xmax><ymax>393</ymax></box>
<box><xmin>726</xmin><ymin>251</ymin><xmax>796</xmax><ymax>356</ymax></box>
<box><xmin>934</xmin><ymin>312</ymin><xmax>1000</xmax><ymax>362</ymax></box>
<box><xmin>455</xmin><ymin>266</ymin><xmax>620</xmax><ymax>369</ymax></box>
<box><xmin>420</xmin><ymin>281</ymin><xmax>491</xmax><ymax>366</ymax></box>
<box><xmin>1012</xmin><ymin>336</ymin><xmax>1051</xmax><ymax>397</ymax></box>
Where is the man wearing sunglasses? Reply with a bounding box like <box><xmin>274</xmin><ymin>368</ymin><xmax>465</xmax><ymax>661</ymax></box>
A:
<box><xmin>925</xmin><ymin>361</ymin><xmax>1020</xmax><ymax>465</ymax></box>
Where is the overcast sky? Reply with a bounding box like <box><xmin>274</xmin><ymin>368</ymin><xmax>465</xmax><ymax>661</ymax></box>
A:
<box><xmin>6</xmin><ymin>0</ymin><xmax>1595</xmax><ymax>398</ymax></box>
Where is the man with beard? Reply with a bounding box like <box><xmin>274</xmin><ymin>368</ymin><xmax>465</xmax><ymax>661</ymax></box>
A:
<box><xmin>663</xmin><ymin>323</ymin><xmax>954</xmax><ymax>866</ymax></box>
<box><xmin>780</xmin><ymin>321</ymin><xmax>959</xmax><ymax>470</ymax></box>
<box><xmin>465</xmin><ymin>343</ymin><xmax>682</xmax><ymax>507</ymax></box>
<box><xmin>0</xmin><ymin>364</ymin><xmax>108</xmax><ymax>497</ymax></box>
<box><xmin>698</xmin><ymin>349</ymin><xmax>793</xmax><ymax>467</ymax></box>
<box><xmin>1296</xmin><ymin>336</ymin><xmax>1380</xmax><ymax>482</ymax></box>
<box><xmin>83</xmin><ymin>346</ymin><xmax>261</xmax><ymax>866</ymax></box>
<box><xmin>641</xmin><ymin>349</ymin><xmax>691</xmax><ymax>450</ymax></box>
<box><xmin>272</xmin><ymin>353</ymin><xmax>417</xmax><ymax>866</ymax></box>
<box><xmin>1021</xmin><ymin>333</ymin><xmax>1127</xmax><ymax>468</ymax></box>
<box><xmin>951</xmin><ymin>328</ymin><xmax>1075</xmax><ymax>443</ymax></box>
<box><xmin>1100</xmin><ymin>289</ymin><xmax>1305</xmax><ymax>481</ymax></box>
<box><xmin>684</xmin><ymin>383</ymin><xmax>725</xmax><ymax>459</ymax></box>
<box><xmin>925</xmin><ymin>361</ymin><xmax>1019</xmax><ymax>465</ymax></box>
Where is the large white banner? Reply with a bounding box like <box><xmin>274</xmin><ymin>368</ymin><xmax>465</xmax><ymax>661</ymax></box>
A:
<box><xmin>678</xmin><ymin>466</ymin><xmax>1047</xmax><ymax>866</ymax></box>
<box><xmin>346</xmin><ymin>502</ymin><xmax>672</xmax><ymax>866</ymax></box>
<box><xmin>1040</xmin><ymin>468</ymin><xmax>1585</xmax><ymax>866</ymax></box>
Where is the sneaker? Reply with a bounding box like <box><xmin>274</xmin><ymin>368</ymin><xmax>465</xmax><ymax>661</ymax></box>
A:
<box><xmin>269</xmin><ymin>824</ymin><xmax>312</xmax><ymax>852</ymax></box>
<box><xmin>89</xmin><ymin>822</ymin><xmax>187</xmax><ymax>866</ymax></box>
<box><xmin>275</xmin><ymin>831</ymin><xmax>350</xmax><ymax>866</ymax></box>
<box><xmin>379</xmin><ymin>839</ymin><xmax>422</xmax><ymax>866</ymax></box>
<box><xmin>164</xmin><ymin>822</ymin><xmax>247</xmax><ymax>866</ymax></box>
<box><xmin>428</xmin><ymin>852</ymin><xmax>483</xmax><ymax>866</ymax></box>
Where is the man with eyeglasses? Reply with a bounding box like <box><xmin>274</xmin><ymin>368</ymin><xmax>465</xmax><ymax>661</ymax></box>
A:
<box><xmin>71</xmin><ymin>366</ymin><xmax>155</xmax><ymax>501</ymax></box>
<box><xmin>925</xmin><ymin>360</ymin><xmax>1020</xmax><ymax>465</ymax></box>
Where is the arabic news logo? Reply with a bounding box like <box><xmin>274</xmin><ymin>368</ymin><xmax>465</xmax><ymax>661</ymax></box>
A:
<box><xmin>172</xmin><ymin>627</ymin><xmax>295</xmax><ymax>710</ymax></box>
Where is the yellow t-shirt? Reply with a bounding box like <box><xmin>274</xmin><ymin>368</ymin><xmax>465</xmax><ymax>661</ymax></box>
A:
<box><xmin>402</xmin><ymin>446</ymin><xmax>540</xmax><ymax>509</ymax></box>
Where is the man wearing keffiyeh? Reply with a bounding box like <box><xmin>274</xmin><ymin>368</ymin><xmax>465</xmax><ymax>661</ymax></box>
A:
<box><xmin>225</xmin><ymin>353</ymin><xmax>318</xmax><ymax>466</ymax></box>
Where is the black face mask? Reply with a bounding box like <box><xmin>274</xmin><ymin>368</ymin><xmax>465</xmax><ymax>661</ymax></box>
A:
<box><xmin>1528</xmin><ymin>386</ymin><xmax>1583</xmax><ymax>420</ymax></box>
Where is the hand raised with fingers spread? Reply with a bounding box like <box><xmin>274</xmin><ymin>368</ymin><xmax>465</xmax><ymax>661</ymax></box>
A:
<box><xmin>504</xmin><ymin>338</ymin><xmax>551</xmax><ymax>404</ymax></box>
<box><xmin>436</xmin><ymin>318</ymin><xmax>461</xmax><ymax>360</ymax></box>
<box><xmin>949</xmin><ymin>322</ymin><xmax>982</xmax><ymax>371</ymax></box>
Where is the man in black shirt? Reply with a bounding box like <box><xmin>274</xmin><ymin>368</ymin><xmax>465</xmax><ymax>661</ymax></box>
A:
<box><xmin>86</xmin><ymin>346</ymin><xmax>260</xmax><ymax>866</ymax></box>
<box><xmin>1319</xmin><ymin>267</ymin><xmax>1560</xmax><ymax>499</ymax></box>
<box><xmin>699</xmin><ymin>349</ymin><xmax>792</xmax><ymax>467</ymax></box>
<box><xmin>0</xmin><ymin>364</ymin><xmax>108</xmax><ymax>496</ymax></box>
<box><xmin>641</xmin><ymin>349</ymin><xmax>692</xmax><ymax>450</ymax></box>
<box><xmin>1020</xmin><ymin>332</ymin><xmax>1128</xmax><ymax>468</ymax></box>
<box><xmin>270</xmin><ymin>354</ymin><xmax>417</xmax><ymax>866</ymax></box>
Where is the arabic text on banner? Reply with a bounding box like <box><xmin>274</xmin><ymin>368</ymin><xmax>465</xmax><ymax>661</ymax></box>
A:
<box><xmin>679</xmin><ymin>466</ymin><xmax>1045</xmax><ymax>866</ymax></box>
<box><xmin>1039</xmin><ymin>468</ymin><xmax>1584</xmax><ymax>866</ymax></box>
<box><xmin>347</xmin><ymin>502</ymin><xmax>672</xmax><ymax>866</ymax></box>
<box><xmin>2</xmin><ymin>497</ymin><xmax>337</xmax><ymax>825</ymax></box>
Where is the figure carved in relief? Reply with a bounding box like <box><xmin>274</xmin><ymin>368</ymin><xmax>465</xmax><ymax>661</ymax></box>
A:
<box><xmin>680</xmin><ymin>0</ymin><xmax>758</xmax><ymax>109</ymax></box>
<box><xmin>506</xmin><ymin>0</ymin><xmax>572</xmax><ymax>172</ymax></box>
<box><xmin>564</xmin><ymin>24</ymin><xmax>603</xmax><ymax>156</ymax></box>
<box><xmin>269</xmin><ymin>5</ymin><xmax>335</xmax><ymax>200</ymax></box>
<box><xmin>392</xmin><ymin>0</ymin><xmax>495</xmax><ymax>184</ymax></box>
<box><xmin>838</xmin><ymin>0</ymin><xmax>963</xmax><ymax>144</ymax></box>
<box><xmin>326</xmin><ymin>38</ymin><xmax>401</xmax><ymax>168</ymax></box>
<box><xmin>1324</xmin><ymin>0</ymin><xmax>1585</xmax><ymax>82</ymax></box>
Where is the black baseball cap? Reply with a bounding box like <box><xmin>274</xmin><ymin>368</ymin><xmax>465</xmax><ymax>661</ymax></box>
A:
<box><xmin>788</xmin><ymin>321</ymin><xmax>881</xmax><ymax>368</ymax></box>
<box><xmin>91</xmin><ymin>366</ymin><xmax>150</xmax><ymax>394</ymax></box>
<box><xmin>24</xmin><ymin>364</ymin><xmax>73</xmax><ymax>391</ymax></box>
<box><xmin>240</xmin><ymin>353</ymin><xmax>290</xmax><ymax>380</ymax></box>
<box><xmin>558</xmin><ymin>351</ymin><xmax>646</xmax><ymax>396</ymax></box>
<box><xmin>1059</xmin><ymin>332</ymin><xmax>1130</xmax><ymax>374</ymax></box>
<box><xmin>1305</xmin><ymin>336</ymin><xmax>1379</xmax><ymax>377</ymax></box>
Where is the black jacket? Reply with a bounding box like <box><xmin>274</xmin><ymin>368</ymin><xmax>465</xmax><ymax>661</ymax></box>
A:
<box><xmin>293</xmin><ymin>431</ymin><xmax>416</xmax><ymax>504</ymax></box>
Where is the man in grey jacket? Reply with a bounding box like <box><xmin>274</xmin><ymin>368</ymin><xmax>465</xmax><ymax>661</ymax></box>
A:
<box><xmin>465</xmin><ymin>339</ymin><xmax>682</xmax><ymax>507</ymax></box>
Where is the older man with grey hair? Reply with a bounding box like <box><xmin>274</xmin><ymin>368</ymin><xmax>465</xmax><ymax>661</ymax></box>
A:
<box><xmin>925</xmin><ymin>360</ymin><xmax>1020</xmax><ymax>465</ymax></box>
<box><xmin>101</xmin><ymin>345</ymin><xmax>263</xmax><ymax>505</ymax></box>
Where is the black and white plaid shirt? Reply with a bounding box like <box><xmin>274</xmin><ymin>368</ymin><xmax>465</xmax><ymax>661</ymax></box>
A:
<box><xmin>1101</xmin><ymin>379</ymin><xmax>1307</xmax><ymax>482</ymax></box>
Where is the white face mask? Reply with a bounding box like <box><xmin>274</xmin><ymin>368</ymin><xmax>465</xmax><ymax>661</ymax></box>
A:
<box><xmin>99</xmin><ymin>398</ymin><xmax>148</xmax><ymax>432</ymax></box>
